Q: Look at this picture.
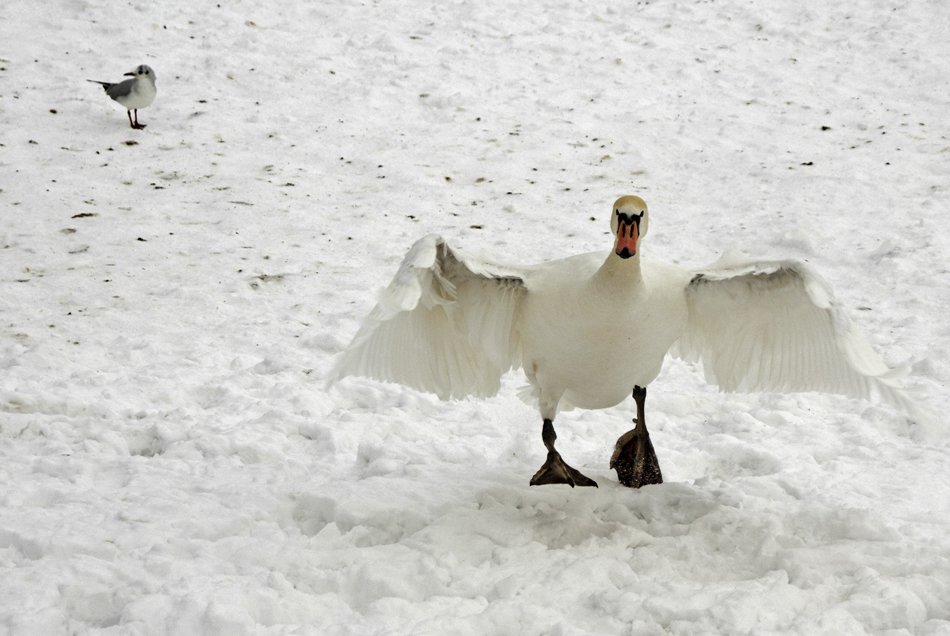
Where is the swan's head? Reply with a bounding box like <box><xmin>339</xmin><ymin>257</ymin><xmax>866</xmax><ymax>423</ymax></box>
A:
<box><xmin>610</xmin><ymin>196</ymin><xmax>648</xmax><ymax>259</ymax></box>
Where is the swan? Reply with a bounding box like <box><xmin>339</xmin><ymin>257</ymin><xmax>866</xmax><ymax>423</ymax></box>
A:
<box><xmin>330</xmin><ymin>196</ymin><xmax>916</xmax><ymax>488</ymax></box>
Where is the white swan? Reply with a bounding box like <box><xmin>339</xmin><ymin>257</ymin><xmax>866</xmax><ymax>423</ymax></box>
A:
<box><xmin>330</xmin><ymin>196</ymin><xmax>916</xmax><ymax>488</ymax></box>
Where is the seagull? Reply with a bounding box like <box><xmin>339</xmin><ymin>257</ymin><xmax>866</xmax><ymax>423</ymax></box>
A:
<box><xmin>88</xmin><ymin>64</ymin><xmax>157</xmax><ymax>129</ymax></box>
<box><xmin>330</xmin><ymin>196</ymin><xmax>917</xmax><ymax>488</ymax></box>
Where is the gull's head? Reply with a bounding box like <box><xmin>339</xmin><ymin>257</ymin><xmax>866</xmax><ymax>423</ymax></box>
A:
<box><xmin>125</xmin><ymin>65</ymin><xmax>156</xmax><ymax>82</ymax></box>
<box><xmin>610</xmin><ymin>196</ymin><xmax>648</xmax><ymax>259</ymax></box>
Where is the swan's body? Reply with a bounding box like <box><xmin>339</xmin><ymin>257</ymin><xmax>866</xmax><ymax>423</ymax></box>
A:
<box><xmin>519</xmin><ymin>253</ymin><xmax>689</xmax><ymax>416</ymax></box>
<box><xmin>331</xmin><ymin>196</ymin><xmax>915</xmax><ymax>487</ymax></box>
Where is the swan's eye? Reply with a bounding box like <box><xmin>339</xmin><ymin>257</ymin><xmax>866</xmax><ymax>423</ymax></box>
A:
<box><xmin>616</xmin><ymin>211</ymin><xmax>642</xmax><ymax>226</ymax></box>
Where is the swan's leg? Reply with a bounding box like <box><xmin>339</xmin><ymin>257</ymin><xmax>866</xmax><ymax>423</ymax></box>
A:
<box><xmin>529</xmin><ymin>419</ymin><xmax>598</xmax><ymax>488</ymax></box>
<box><xmin>610</xmin><ymin>385</ymin><xmax>663</xmax><ymax>488</ymax></box>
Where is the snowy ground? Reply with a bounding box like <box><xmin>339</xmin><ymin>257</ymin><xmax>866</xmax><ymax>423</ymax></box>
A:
<box><xmin>1</xmin><ymin>0</ymin><xmax>949</xmax><ymax>634</ymax></box>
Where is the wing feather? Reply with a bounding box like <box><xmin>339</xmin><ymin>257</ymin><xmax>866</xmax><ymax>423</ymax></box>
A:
<box><xmin>330</xmin><ymin>235</ymin><xmax>526</xmax><ymax>400</ymax></box>
<box><xmin>672</xmin><ymin>260</ymin><xmax>916</xmax><ymax>413</ymax></box>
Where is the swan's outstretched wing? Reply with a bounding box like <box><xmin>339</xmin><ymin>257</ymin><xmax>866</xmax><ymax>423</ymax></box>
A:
<box><xmin>672</xmin><ymin>260</ymin><xmax>915</xmax><ymax>412</ymax></box>
<box><xmin>330</xmin><ymin>235</ymin><xmax>527</xmax><ymax>400</ymax></box>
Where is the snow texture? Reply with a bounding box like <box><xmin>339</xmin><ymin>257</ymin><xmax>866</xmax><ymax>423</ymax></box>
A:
<box><xmin>1</xmin><ymin>0</ymin><xmax>949</xmax><ymax>634</ymax></box>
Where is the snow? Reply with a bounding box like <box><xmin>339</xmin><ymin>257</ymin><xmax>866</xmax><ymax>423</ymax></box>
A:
<box><xmin>1</xmin><ymin>0</ymin><xmax>949</xmax><ymax>633</ymax></box>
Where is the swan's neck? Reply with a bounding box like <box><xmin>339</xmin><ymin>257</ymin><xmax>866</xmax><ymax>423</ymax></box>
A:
<box><xmin>595</xmin><ymin>251</ymin><xmax>642</xmax><ymax>286</ymax></box>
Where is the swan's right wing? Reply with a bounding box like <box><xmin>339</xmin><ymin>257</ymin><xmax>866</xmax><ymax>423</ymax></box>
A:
<box><xmin>329</xmin><ymin>235</ymin><xmax>527</xmax><ymax>400</ymax></box>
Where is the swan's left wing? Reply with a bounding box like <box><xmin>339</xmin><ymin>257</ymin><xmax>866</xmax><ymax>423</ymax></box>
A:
<box><xmin>329</xmin><ymin>235</ymin><xmax>527</xmax><ymax>400</ymax></box>
<box><xmin>672</xmin><ymin>260</ymin><xmax>916</xmax><ymax>413</ymax></box>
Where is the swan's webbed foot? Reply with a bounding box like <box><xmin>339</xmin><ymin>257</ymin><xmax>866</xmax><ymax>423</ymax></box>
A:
<box><xmin>531</xmin><ymin>450</ymin><xmax>600</xmax><ymax>488</ymax></box>
<box><xmin>610</xmin><ymin>386</ymin><xmax>663</xmax><ymax>488</ymax></box>
<box><xmin>610</xmin><ymin>423</ymin><xmax>663</xmax><ymax>488</ymax></box>
<box><xmin>530</xmin><ymin>419</ymin><xmax>598</xmax><ymax>488</ymax></box>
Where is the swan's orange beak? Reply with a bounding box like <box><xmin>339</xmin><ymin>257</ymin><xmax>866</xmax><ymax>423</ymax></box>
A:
<box><xmin>615</xmin><ymin>219</ymin><xmax>638</xmax><ymax>259</ymax></box>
